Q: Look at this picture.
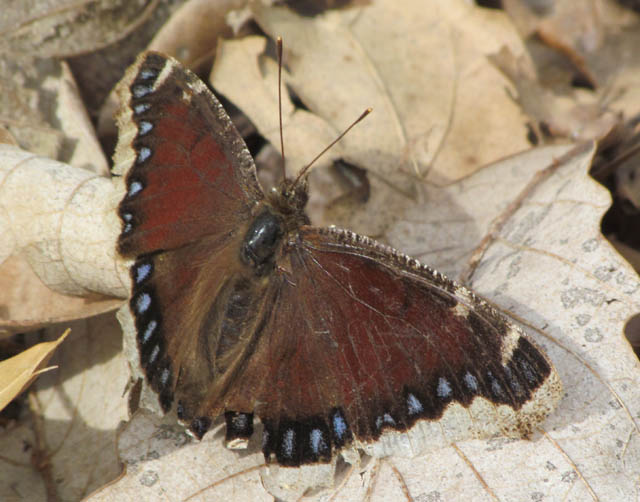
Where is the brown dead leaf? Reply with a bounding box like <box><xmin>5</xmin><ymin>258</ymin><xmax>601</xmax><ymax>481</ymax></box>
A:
<box><xmin>0</xmin><ymin>125</ymin><xmax>18</xmax><ymax>146</ymax></box>
<box><xmin>0</xmin><ymin>329</ymin><xmax>68</xmax><ymax>411</ymax></box>
<box><xmin>489</xmin><ymin>46</ymin><xmax>618</xmax><ymax>144</ymax></box>
<box><xmin>148</xmin><ymin>0</ymin><xmax>247</xmax><ymax>72</ymax></box>
<box><xmin>0</xmin><ymin>56</ymin><xmax>109</xmax><ymax>172</ymax></box>
<box><xmin>504</xmin><ymin>0</ymin><xmax>638</xmax><ymax>86</ymax></box>
<box><xmin>499</xmin><ymin>0</ymin><xmax>640</xmax><ymax>144</ymax></box>
<box><xmin>0</xmin><ymin>0</ymin><xmax>159</xmax><ymax>59</ymax></box>
<box><xmin>239</xmin><ymin>1</ymin><xmax>532</xmax><ymax>185</ymax></box>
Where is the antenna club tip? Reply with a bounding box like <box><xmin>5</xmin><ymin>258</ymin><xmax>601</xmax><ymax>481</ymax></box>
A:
<box><xmin>356</xmin><ymin>108</ymin><xmax>372</xmax><ymax>123</ymax></box>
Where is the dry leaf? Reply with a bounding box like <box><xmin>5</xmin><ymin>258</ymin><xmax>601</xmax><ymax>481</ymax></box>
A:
<box><xmin>241</xmin><ymin>1</ymin><xmax>531</xmax><ymax>185</ymax></box>
<box><xmin>97</xmin><ymin>0</ymin><xmax>248</xmax><ymax>142</ymax></box>
<box><xmin>211</xmin><ymin>1</ymin><xmax>535</xmax><ymax>236</ymax></box>
<box><xmin>0</xmin><ymin>0</ymin><xmax>158</xmax><ymax>58</ymax></box>
<box><xmin>0</xmin><ymin>255</ymin><xmax>124</xmax><ymax>335</ymax></box>
<box><xmin>0</xmin><ymin>315</ymin><xmax>129</xmax><ymax>501</ymax></box>
<box><xmin>148</xmin><ymin>0</ymin><xmax>247</xmax><ymax>72</ymax></box>
<box><xmin>0</xmin><ymin>55</ymin><xmax>110</xmax><ymax>168</ymax></box>
<box><xmin>387</xmin><ymin>144</ymin><xmax>578</xmax><ymax>279</ymax></box>
<box><xmin>89</xmin><ymin>409</ymin><xmax>271</xmax><ymax>502</ymax></box>
<box><xmin>489</xmin><ymin>47</ymin><xmax>619</xmax><ymax>142</ymax></box>
<box><xmin>0</xmin><ymin>329</ymin><xmax>68</xmax><ymax>411</ymax></box>
<box><xmin>0</xmin><ymin>145</ymin><xmax>128</xmax><ymax>332</ymax></box>
<box><xmin>499</xmin><ymin>0</ymin><xmax>640</xmax><ymax>144</ymax></box>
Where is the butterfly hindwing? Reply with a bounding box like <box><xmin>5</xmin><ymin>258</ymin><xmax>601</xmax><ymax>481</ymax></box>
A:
<box><xmin>214</xmin><ymin>227</ymin><xmax>562</xmax><ymax>465</ymax></box>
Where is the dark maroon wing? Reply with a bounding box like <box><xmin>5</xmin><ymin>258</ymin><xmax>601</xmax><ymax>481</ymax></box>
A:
<box><xmin>113</xmin><ymin>51</ymin><xmax>263</xmax><ymax>256</ymax></box>
<box><xmin>220</xmin><ymin>227</ymin><xmax>562</xmax><ymax>466</ymax></box>
<box><xmin>113</xmin><ymin>51</ymin><xmax>263</xmax><ymax>410</ymax></box>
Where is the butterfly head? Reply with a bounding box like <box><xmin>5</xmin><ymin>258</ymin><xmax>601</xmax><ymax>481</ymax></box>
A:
<box><xmin>269</xmin><ymin>175</ymin><xmax>310</xmax><ymax>221</ymax></box>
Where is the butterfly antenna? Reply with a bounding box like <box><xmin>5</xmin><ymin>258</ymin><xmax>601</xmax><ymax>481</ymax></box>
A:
<box><xmin>276</xmin><ymin>37</ymin><xmax>286</xmax><ymax>182</ymax></box>
<box><xmin>292</xmin><ymin>107</ymin><xmax>372</xmax><ymax>188</ymax></box>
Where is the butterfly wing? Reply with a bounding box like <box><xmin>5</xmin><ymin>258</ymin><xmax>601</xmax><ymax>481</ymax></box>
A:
<box><xmin>218</xmin><ymin>226</ymin><xmax>562</xmax><ymax>465</ymax></box>
<box><xmin>114</xmin><ymin>51</ymin><xmax>263</xmax><ymax>256</ymax></box>
<box><xmin>114</xmin><ymin>52</ymin><xmax>264</xmax><ymax>411</ymax></box>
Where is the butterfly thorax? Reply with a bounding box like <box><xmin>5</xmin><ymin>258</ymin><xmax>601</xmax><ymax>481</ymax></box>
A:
<box><xmin>241</xmin><ymin>176</ymin><xmax>310</xmax><ymax>276</ymax></box>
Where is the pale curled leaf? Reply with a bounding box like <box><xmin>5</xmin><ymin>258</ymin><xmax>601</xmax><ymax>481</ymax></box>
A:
<box><xmin>0</xmin><ymin>254</ymin><xmax>125</xmax><ymax>335</ymax></box>
<box><xmin>0</xmin><ymin>329</ymin><xmax>68</xmax><ymax>411</ymax></box>
<box><xmin>0</xmin><ymin>145</ymin><xmax>129</xmax><ymax>331</ymax></box>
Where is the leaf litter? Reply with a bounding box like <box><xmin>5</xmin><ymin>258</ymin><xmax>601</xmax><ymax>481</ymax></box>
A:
<box><xmin>1</xmin><ymin>0</ymin><xmax>640</xmax><ymax>501</ymax></box>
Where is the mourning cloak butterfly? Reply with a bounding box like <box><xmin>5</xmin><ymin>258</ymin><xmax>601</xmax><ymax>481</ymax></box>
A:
<box><xmin>113</xmin><ymin>51</ymin><xmax>562</xmax><ymax>467</ymax></box>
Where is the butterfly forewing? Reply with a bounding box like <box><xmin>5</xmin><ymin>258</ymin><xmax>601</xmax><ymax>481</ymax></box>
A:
<box><xmin>114</xmin><ymin>51</ymin><xmax>263</xmax><ymax>257</ymax></box>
